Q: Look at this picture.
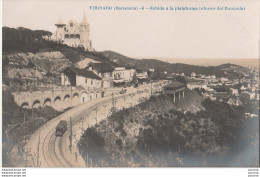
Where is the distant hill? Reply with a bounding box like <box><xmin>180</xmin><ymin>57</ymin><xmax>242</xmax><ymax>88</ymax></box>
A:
<box><xmin>216</xmin><ymin>63</ymin><xmax>250</xmax><ymax>75</ymax></box>
<box><xmin>102</xmin><ymin>50</ymin><xmax>244</xmax><ymax>79</ymax></box>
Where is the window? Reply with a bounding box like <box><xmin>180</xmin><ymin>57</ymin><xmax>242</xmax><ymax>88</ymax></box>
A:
<box><xmin>70</xmin><ymin>23</ymin><xmax>73</xmax><ymax>27</ymax></box>
<box><xmin>91</xmin><ymin>80</ymin><xmax>93</xmax><ymax>85</ymax></box>
<box><xmin>85</xmin><ymin>79</ymin><xmax>88</xmax><ymax>83</ymax></box>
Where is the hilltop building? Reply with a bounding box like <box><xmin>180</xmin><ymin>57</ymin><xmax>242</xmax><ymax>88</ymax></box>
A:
<box><xmin>46</xmin><ymin>12</ymin><xmax>93</xmax><ymax>51</ymax></box>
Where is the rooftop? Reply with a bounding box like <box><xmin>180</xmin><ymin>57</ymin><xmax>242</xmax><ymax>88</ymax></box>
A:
<box><xmin>164</xmin><ymin>82</ymin><xmax>186</xmax><ymax>89</ymax></box>
<box><xmin>61</xmin><ymin>66</ymin><xmax>102</xmax><ymax>80</ymax></box>
<box><xmin>87</xmin><ymin>63</ymin><xmax>114</xmax><ymax>73</ymax></box>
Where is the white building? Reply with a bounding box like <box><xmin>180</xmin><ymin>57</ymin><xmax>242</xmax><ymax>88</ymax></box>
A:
<box><xmin>87</xmin><ymin>63</ymin><xmax>114</xmax><ymax>88</ymax></box>
<box><xmin>229</xmin><ymin>88</ymin><xmax>239</xmax><ymax>96</ymax></box>
<box><xmin>187</xmin><ymin>83</ymin><xmax>208</xmax><ymax>90</ymax></box>
<box><xmin>191</xmin><ymin>72</ymin><xmax>196</xmax><ymax>78</ymax></box>
<box><xmin>45</xmin><ymin>12</ymin><xmax>93</xmax><ymax>51</ymax></box>
<box><xmin>113</xmin><ymin>67</ymin><xmax>136</xmax><ymax>82</ymax></box>
<box><xmin>61</xmin><ymin>66</ymin><xmax>101</xmax><ymax>89</ymax></box>
<box><xmin>220</xmin><ymin>77</ymin><xmax>229</xmax><ymax>83</ymax></box>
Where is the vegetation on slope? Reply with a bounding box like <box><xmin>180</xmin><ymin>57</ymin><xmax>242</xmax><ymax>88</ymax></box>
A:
<box><xmin>2</xmin><ymin>27</ymin><xmax>110</xmax><ymax>64</ymax></box>
<box><xmin>2</xmin><ymin>90</ymin><xmax>64</xmax><ymax>167</ymax></box>
<box><xmin>78</xmin><ymin>91</ymin><xmax>258</xmax><ymax>167</ymax></box>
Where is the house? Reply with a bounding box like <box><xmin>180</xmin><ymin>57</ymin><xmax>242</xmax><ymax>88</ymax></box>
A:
<box><xmin>229</xmin><ymin>88</ymin><xmax>239</xmax><ymax>96</ymax></box>
<box><xmin>219</xmin><ymin>77</ymin><xmax>229</xmax><ymax>83</ymax></box>
<box><xmin>61</xmin><ymin>66</ymin><xmax>102</xmax><ymax>89</ymax></box>
<box><xmin>113</xmin><ymin>67</ymin><xmax>136</xmax><ymax>82</ymax></box>
<box><xmin>241</xmin><ymin>91</ymin><xmax>255</xmax><ymax>100</ymax></box>
<box><xmin>45</xmin><ymin>12</ymin><xmax>93</xmax><ymax>51</ymax></box>
<box><xmin>136</xmin><ymin>72</ymin><xmax>148</xmax><ymax>84</ymax></box>
<box><xmin>87</xmin><ymin>63</ymin><xmax>114</xmax><ymax>88</ymax></box>
<box><xmin>191</xmin><ymin>72</ymin><xmax>196</xmax><ymax>78</ymax></box>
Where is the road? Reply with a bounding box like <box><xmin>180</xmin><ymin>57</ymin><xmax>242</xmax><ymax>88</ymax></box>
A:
<box><xmin>24</xmin><ymin>81</ymin><xmax>168</xmax><ymax>167</ymax></box>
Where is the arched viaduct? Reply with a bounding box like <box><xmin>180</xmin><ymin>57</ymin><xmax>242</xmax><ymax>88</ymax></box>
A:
<box><xmin>12</xmin><ymin>88</ymin><xmax>105</xmax><ymax>111</ymax></box>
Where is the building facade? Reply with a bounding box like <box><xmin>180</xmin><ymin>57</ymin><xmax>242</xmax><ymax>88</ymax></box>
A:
<box><xmin>87</xmin><ymin>63</ymin><xmax>114</xmax><ymax>88</ymax></box>
<box><xmin>61</xmin><ymin>66</ymin><xmax>101</xmax><ymax>89</ymax></box>
<box><xmin>113</xmin><ymin>67</ymin><xmax>136</xmax><ymax>82</ymax></box>
<box><xmin>48</xmin><ymin>12</ymin><xmax>93</xmax><ymax>51</ymax></box>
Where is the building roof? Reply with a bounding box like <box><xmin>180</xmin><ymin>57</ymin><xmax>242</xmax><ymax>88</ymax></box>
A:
<box><xmin>227</xmin><ymin>97</ymin><xmax>242</xmax><ymax>106</ymax></box>
<box><xmin>61</xmin><ymin>66</ymin><xmax>102</xmax><ymax>80</ymax></box>
<box><xmin>164</xmin><ymin>82</ymin><xmax>186</xmax><ymax>89</ymax></box>
<box><xmin>87</xmin><ymin>63</ymin><xmax>114</xmax><ymax>73</ymax></box>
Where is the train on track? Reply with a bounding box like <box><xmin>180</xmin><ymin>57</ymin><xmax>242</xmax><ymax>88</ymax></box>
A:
<box><xmin>56</xmin><ymin>120</ymin><xmax>67</xmax><ymax>136</ymax></box>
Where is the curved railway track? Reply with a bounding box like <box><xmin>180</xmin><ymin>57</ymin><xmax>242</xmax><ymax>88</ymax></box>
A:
<box><xmin>40</xmin><ymin>91</ymin><xmax>147</xmax><ymax>167</ymax></box>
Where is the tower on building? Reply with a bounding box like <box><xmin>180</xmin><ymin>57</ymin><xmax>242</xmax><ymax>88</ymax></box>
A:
<box><xmin>55</xmin><ymin>18</ymin><xmax>66</xmax><ymax>43</ymax></box>
<box><xmin>51</xmin><ymin>12</ymin><xmax>93</xmax><ymax>51</ymax></box>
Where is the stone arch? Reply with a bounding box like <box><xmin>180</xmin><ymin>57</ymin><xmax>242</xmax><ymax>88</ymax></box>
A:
<box><xmin>72</xmin><ymin>93</ymin><xmax>79</xmax><ymax>106</ymax></box>
<box><xmin>54</xmin><ymin>96</ymin><xmax>61</xmax><ymax>103</ymax></box>
<box><xmin>73</xmin><ymin>92</ymin><xmax>79</xmax><ymax>98</ymax></box>
<box><xmin>54</xmin><ymin>96</ymin><xmax>62</xmax><ymax>110</ymax></box>
<box><xmin>21</xmin><ymin>102</ymin><xmax>29</xmax><ymax>109</ymax></box>
<box><xmin>81</xmin><ymin>92</ymin><xmax>88</xmax><ymax>103</ymax></box>
<box><xmin>32</xmin><ymin>100</ymin><xmax>41</xmax><ymax>108</ymax></box>
<box><xmin>64</xmin><ymin>94</ymin><xmax>70</xmax><ymax>101</ymax></box>
<box><xmin>63</xmin><ymin>94</ymin><xmax>71</xmax><ymax>108</ymax></box>
<box><xmin>43</xmin><ymin>98</ymin><xmax>51</xmax><ymax>107</ymax></box>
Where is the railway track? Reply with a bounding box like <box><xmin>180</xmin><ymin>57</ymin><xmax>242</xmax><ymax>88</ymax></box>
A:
<box><xmin>41</xmin><ymin>92</ymin><xmax>142</xmax><ymax>167</ymax></box>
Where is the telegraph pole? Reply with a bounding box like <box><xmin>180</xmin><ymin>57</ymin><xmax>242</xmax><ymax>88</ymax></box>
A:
<box><xmin>32</xmin><ymin>106</ymin><xmax>34</xmax><ymax>133</ymax></box>
<box><xmin>95</xmin><ymin>107</ymin><xmax>98</xmax><ymax>124</ymax></box>
<box><xmin>112</xmin><ymin>92</ymin><xmax>115</xmax><ymax>114</ymax></box>
<box><xmin>81</xmin><ymin>117</ymin><xmax>84</xmax><ymax>134</ymax></box>
<box><xmin>36</xmin><ymin>132</ymin><xmax>40</xmax><ymax>167</ymax></box>
<box><xmin>123</xmin><ymin>95</ymin><xmax>126</xmax><ymax>109</ymax></box>
<box><xmin>150</xmin><ymin>80</ymin><xmax>153</xmax><ymax>96</ymax></box>
<box><xmin>69</xmin><ymin>117</ymin><xmax>72</xmax><ymax>153</ymax></box>
<box><xmin>23</xmin><ymin>112</ymin><xmax>26</xmax><ymax>144</ymax></box>
<box><xmin>33</xmin><ymin>61</ymin><xmax>36</xmax><ymax>91</ymax></box>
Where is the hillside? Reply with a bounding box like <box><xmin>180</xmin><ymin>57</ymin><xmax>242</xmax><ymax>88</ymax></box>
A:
<box><xmin>2</xmin><ymin>27</ymin><xmax>112</xmax><ymax>64</ymax></box>
<box><xmin>102</xmin><ymin>50</ymin><xmax>245</xmax><ymax>79</ymax></box>
<box><xmin>2</xmin><ymin>27</ymin><xmax>115</xmax><ymax>88</ymax></box>
<box><xmin>216</xmin><ymin>63</ymin><xmax>250</xmax><ymax>75</ymax></box>
<box><xmin>78</xmin><ymin>91</ymin><xmax>257</xmax><ymax>167</ymax></box>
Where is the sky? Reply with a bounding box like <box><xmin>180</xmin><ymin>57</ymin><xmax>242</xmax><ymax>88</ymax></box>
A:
<box><xmin>2</xmin><ymin>0</ymin><xmax>260</xmax><ymax>61</ymax></box>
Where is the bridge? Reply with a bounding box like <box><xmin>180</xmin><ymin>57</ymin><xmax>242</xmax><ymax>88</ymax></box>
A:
<box><xmin>12</xmin><ymin>87</ymin><xmax>105</xmax><ymax>111</ymax></box>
